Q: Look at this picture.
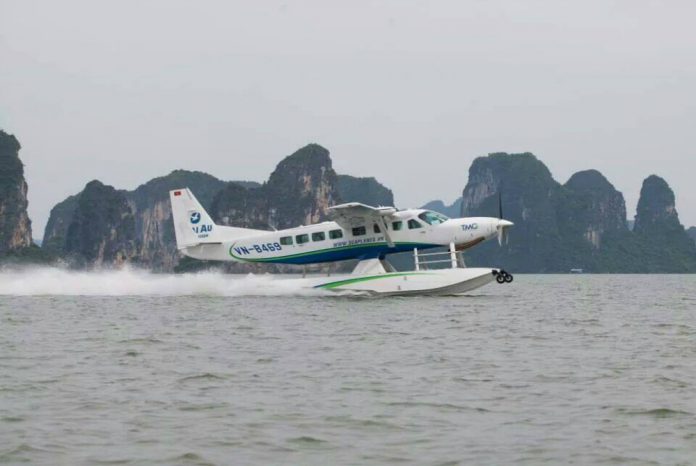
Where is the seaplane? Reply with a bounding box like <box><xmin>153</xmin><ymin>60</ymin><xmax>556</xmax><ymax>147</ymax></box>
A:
<box><xmin>169</xmin><ymin>188</ymin><xmax>514</xmax><ymax>296</ymax></box>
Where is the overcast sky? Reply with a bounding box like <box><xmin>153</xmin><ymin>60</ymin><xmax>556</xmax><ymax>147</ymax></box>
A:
<box><xmin>2</xmin><ymin>0</ymin><xmax>695</xmax><ymax>238</ymax></box>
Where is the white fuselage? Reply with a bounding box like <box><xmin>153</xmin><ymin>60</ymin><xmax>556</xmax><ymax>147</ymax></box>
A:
<box><xmin>182</xmin><ymin>209</ymin><xmax>504</xmax><ymax>265</ymax></box>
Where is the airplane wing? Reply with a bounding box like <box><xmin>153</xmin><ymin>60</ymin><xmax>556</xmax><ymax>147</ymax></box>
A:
<box><xmin>328</xmin><ymin>202</ymin><xmax>398</xmax><ymax>247</ymax></box>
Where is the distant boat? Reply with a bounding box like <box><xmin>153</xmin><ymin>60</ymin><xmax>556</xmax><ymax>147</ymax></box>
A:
<box><xmin>570</xmin><ymin>268</ymin><xmax>584</xmax><ymax>274</ymax></box>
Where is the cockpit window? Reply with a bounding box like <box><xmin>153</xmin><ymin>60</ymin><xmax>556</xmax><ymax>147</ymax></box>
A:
<box><xmin>418</xmin><ymin>211</ymin><xmax>449</xmax><ymax>225</ymax></box>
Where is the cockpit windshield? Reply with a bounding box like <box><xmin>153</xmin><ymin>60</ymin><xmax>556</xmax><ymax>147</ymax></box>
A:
<box><xmin>418</xmin><ymin>211</ymin><xmax>449</xmax><ymax>225</ymax></box>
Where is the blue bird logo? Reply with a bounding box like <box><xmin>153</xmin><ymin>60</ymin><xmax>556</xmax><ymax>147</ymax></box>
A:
<box><xmin>190</xmin><ymin>212</ymin><xmax>201</xmax><ymax>224</ymax></box>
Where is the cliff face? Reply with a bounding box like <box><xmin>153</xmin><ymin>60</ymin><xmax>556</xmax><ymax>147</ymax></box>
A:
<box><xmin>44</xmin><ymin>144</ymin><xmax>384</xmax><ymax>271</ymax></box>
<box><xmin>42</xmin><ymin>195</ymin><xmax>78</xmax><ymax>256</ymax></box>
<box><xmin>0</xmin><ymin>130</ymin><xmax>33</xmax><ymax>255</ymax></box>
<box><xmin>44</xmin><ymin>170</ymin><xmax>227</xmax><ymax>270</ymax></box>
<box><xmin>337</xmin><ymin>175</ymin><xmax>394</xmax><ymax>207</ymax></box>
<box><xmin>421</xmin><ymin>198</ymin><xmax>462</xmax><ymax>218</ymax></box>
<box><xmin>64</xmin><ymin>180</ymin><xmax>137</xmax><ymax>267</ymax></box>
<box><xmin>631</xmin><ymin>175</ymin><xmax>696</xmax><ymax>272</ymax></box>
<box><xmin>461</xmin><ymin>153</ymin><xmax>564</xmax><ymax>272</ymax></box>
<box><xmin>458</xmin><ymin>155</ymin><xmax>696</xmax><ymax>272</ymax></box>
<box><xmin>461</xmin><ymin>153</ymin><xmax>559</xmax><ymax>220</ymax></box>
<box><xmin>634</xmin><ymin>175</ymin><xmax>682</xmax><ymax>234</ymax></box>
<box><xmin>211</xmin><ymin>144</ymin><xmax>342</xmax><ymax>230</ymax></box>
<box><xmin>207</xmin><ymin>144</ymin><xmax>401</xmax><ymax>274</ymax></box>
<box><xmin>31</xmin><ymin>139</ymin><xmax>696</xmax><ymax>272</ymax></box>
<box><xmin>264</xmin><ymin>144</ymin><xmax>340</xmax><ymax>229</ymax></box>
<box><xmin>209</xmin><ymin>183</ymin><xmax>271</xmax><ymax>229</ymax></box>
<box><xmin>557</xmin><ymin>170</ymin><xmax>628</xmax><ymax>250</ymax></box>
<box><xmin>688</xmin><ymin>227</ymin><xmax>696</xmax><ymax>245</ymax></box>
<box><xmin>552</xmin><ymin>170</ymin><xmax>636</xmax><ymax>272</ymax></box>
<box><xmin>128</xmin><ymin>170</ymin><xmax>227</xmax><ymax>271</ymax></box>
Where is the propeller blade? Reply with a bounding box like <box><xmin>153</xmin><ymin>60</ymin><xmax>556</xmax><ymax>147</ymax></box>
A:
<box><xmin>498</xmin><ymin>191</ymin><xmax>503</xmax><ymax>220</ymax></box>
<box><xmin>496</xmin><ymin>219</ymin><xmax>514</xmax><ymax>247</ymax></box>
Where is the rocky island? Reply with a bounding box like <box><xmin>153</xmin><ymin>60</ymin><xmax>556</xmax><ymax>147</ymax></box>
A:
<box><xmin>1</xmin><ymin>128</ymin><xmax>694</xmax><ymax>273</ymax></box>
<box><xmin>452</xmin><ymin>153</ymin><xmax>696</xmax><ymax>273</ymax></box>
<box><xmin>41</xmin><ymin>143</ymin><xmax>393</xmax><ymax>272</ymax></box>
<box><xmin>0</xmin><ymin>130</ymin><xmax>46</xmax><ymax>263</ymax></box>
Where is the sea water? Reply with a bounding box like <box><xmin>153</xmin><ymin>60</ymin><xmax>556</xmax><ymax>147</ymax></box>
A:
<box><xmin>1</xmin><ymin>269</ymin><xmax>695</xmax><ymax>465</ymax></box>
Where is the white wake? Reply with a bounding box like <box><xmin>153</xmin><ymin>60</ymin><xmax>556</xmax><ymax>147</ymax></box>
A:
<box><xmin>0</xmin><ymin>266</ymin><xmax>329</xmax><ymax>297</ymax></box>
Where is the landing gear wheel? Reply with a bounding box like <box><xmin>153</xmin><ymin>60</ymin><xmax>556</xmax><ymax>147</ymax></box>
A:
<box><xmin>496</xmin><ymin>273</ymin><xmax>505</xmax><ymax>284</ymax></box>
<box><xmin>504</xmin><ymin>273</ymin><xmax>513</xmax><ymax>283</ymax></box>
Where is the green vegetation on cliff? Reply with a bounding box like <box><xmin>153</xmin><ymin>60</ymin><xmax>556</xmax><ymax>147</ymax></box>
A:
<box><xmin>42</xmin><ymin>195</ymin><xmax>79</xmax><ymax>256</ymax></box>
<box><xmin>129</xmin><ymin>170</ymin><xmax>227</xmax><ymax>271</ymax></box>
<box><xmin>211</xmin><ymin>144</ymin><xmax>341</xmax><ymax>230</ymax></box>
<box><xmin>688</xmin><ymin>227</ymin><xmax>696</xmax><ymax>245</ymax></box>
<box><xmin>460</xmin><ymin>153</ymin><xmax>564</xmax><ymax>272</ymax></box>
<box><xmin>43</xmin><ymin>170</ymin><xmax>228</xmax><ymax>270</ymax></box>
<box><xmin>38</xmin><ymin>143</ymin><xmax>694</xmax><ymax>273</ymax></box>
<box><xmin>44</xmin><ymin>144</ymin><xmax>395</xmax><ymax>271</ymax></box>
<box><xmin>0</xmin><ymin>130</ymin><xmax>34</xmax><ymax>258</ymax></box>
<box><xmin>264</xmin><ymin>144</ymin><xmax>340</xmax><ymax>229</ymax></box>
<box><xmin>630</xmin><ymin>176</ymin><xmax>696</xmax><ymax>272</ymax></box>
<box><xmin>421</xmin><ymin>198</ymin><xmax>462</xmax><ymax>218</ymax></box>
<box><xmin>209</xmin><ymin>182</ymin><xmax>270</xmax><ymax>229</ymax></box>
<box><xmin>459</xmin><ymin>153</ymin><xmax>696</xmax><ymax>273</ymax></box>
<box><xmin>64</xmin><ymin>180</ymin><xmax>138</xmax><ymax>267</ymax></box>
<box><xmin>337</xmin><ymin>175</ymin><xmax>394</xmax><ymax>207</ymax></box>
<box><xmin>210</xmin><ymin>145</ymin><xmax>396</xmax><ymax>233</ymax></box>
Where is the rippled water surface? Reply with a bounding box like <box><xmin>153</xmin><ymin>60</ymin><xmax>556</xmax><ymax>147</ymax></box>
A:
<box><xmin>1</xmin><ymin>271</ymin><xmax>695</xmax><ymax>465</ymax></box>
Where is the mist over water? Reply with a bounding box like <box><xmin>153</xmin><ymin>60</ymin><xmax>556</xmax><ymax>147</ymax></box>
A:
<box><xmin>0</xmin><ymin>266</ymin><xmax>327</xmax><ymax>297</ymax></box>
<box><xmin>1</xmin><ymin>274</ymin><xmax>695</xmax><ymax>464</ymax></box>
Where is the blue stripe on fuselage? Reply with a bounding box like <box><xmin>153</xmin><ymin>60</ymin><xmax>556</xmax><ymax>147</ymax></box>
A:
<box><xmin>261</xmin><ymin>242</ymin><xmax>439</xmax><ymax>265</ymax></box>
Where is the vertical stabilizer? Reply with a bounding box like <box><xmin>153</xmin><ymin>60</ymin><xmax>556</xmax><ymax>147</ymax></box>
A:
<box><xmin>169</xmin><ymin>188</ymin><xmax>219</xmax><ymax>248</ymax></box>
<box><xmin>169</xmin><ymin>188</ymin><xmax>267</xmax><ymax>250</ymax></box>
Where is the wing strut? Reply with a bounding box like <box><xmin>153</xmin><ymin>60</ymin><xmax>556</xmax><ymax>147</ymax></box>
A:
<box><xmin>328</xmin><ymin>202</ymin><xmax>398</xmax><ymax>248</ymax></box>
<box><xmin>378</xmin><ymin>217</ymin><xmax>394</xmax><ymax>247</ymax></box>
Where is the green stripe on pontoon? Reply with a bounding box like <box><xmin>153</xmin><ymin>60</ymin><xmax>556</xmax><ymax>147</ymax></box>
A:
<box><xmin>316</xmin><ymin>272</ymin><xmax>431</xmax><ymax>289</ymax></box>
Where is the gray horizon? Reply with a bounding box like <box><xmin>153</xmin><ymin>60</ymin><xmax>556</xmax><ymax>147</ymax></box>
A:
<box><xmin>1</xmin><ymin>0</ymin><xmax>695</xmax><ymax>239</ymax></box>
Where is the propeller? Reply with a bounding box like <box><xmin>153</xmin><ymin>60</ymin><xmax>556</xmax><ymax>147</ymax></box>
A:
<box><xmin>496</xmin><ymin>191</ymin><xmax>513</xmax><ymax>246</ymax></box>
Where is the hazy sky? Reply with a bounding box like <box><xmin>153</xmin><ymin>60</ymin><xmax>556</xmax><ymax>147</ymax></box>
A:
<box><xmin>2</xmin><ymin>0</ymin><xmax>695</xmax><ymax>238</ymax></box>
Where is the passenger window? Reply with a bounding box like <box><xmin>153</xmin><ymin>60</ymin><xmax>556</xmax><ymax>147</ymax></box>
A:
<box><xmin>352</xmin><ymin>226</ymin><xmax>366</xmax><ymax>236</ymax></box>
<box><xmin>329</xmin><ymin>229</ymin><xmax>343</xmax><ymax>239</ymax></box>
<box><xmin>312</xmin><ymin>232</ymin><xmax>325</xmax><ymax>242</ymax></box>
<box><xmin>296</xmin><ymin>234</ymin><xmax>309</xmax><ymax>244</ymax></box>
<box><xmin>408</xmin><ymin>219</ymin><xmax>422</xmax><ymax>229</ymax></box>
<box><xmin>373</xmin><ymin>224</ymin><xmax>381</xmax><ymax>233</ymax></box>
<box><xmin>280</xmin><ymin>236</ymin><xmax>293</xmax><ymax>245</ymax></box>
<box><xmin>392</xmin><ymin>221</ymin><xmax>403</xmax><ymax>231</ymax></box>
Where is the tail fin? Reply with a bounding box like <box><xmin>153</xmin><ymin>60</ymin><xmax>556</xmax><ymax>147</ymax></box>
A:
<box><xmin>169</xmin><ymin>188</ymin><xmax>220</xmax><ymax>248</ymax></box>
<box><xmin>169</xmin><ymin>188</ymin><xmax>264</xmax><ymax>249</ymax></box>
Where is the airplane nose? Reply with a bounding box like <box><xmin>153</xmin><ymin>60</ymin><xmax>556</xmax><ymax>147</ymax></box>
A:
<box><xmin>498</xmin><ymin>219</ymin><xmax>514</xmax><ymax>227</ymax></box>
